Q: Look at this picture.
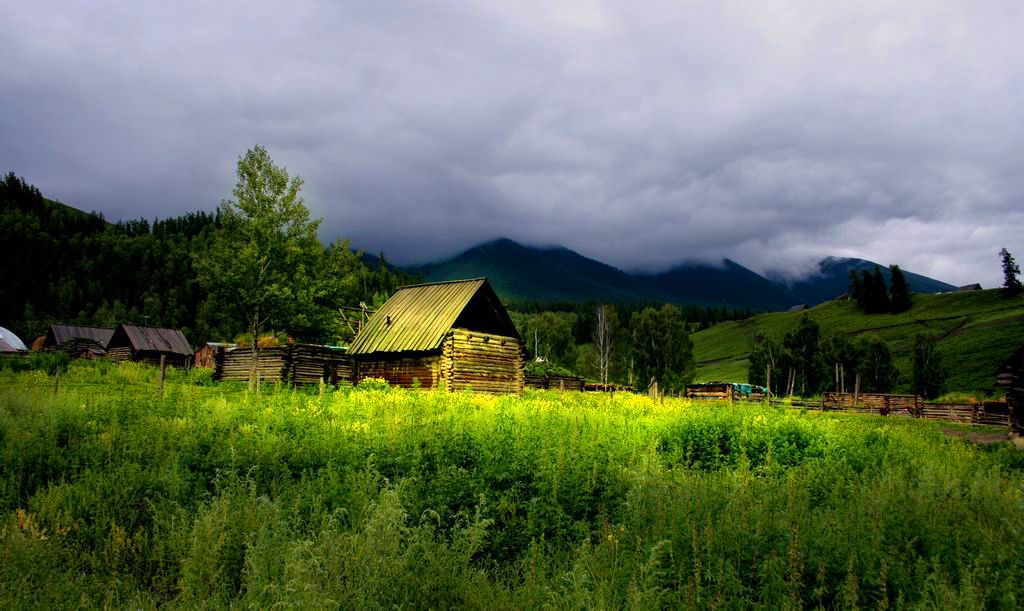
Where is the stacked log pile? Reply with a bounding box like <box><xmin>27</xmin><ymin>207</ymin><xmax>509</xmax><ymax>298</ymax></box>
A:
<box><xmin>686</xmin><ymin>383</ymin><xmax>733</xmax><ymax>400</ymax></box>
<box><xmin>106</xmin><ymin>347</ymin><xmax>134</xmax><ymax>362</ymax></box>
<box><xmin>217</xmin><ymin>347</ymin><xmax>291</xmax><ymax>383</ymax></box>
<box><xmin>291</xmin><ymin>344</ymin><xmax>352</xmax><ymax>385</ymax></box>
<box><xmin>439</xmin><ymin>330</ymin><xmax>524</xmax><ymax>394</ymax></box>
<box><xmin>217</xmin><ymin>344</ymin><xmax>353</xmax><ymax>385</ymax></box>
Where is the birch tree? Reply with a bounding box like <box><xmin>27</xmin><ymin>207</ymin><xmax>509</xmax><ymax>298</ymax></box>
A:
<box><xmin>196</xmin><ymin>145</ymin><xmax>321</xmax><ymax>390</ymax></box>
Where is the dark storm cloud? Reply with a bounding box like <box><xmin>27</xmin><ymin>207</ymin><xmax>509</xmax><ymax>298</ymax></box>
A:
<box><xmin>2</xmin><ymin>1</ymin><xmax>1022</xmax><ymax>286</ymax></box>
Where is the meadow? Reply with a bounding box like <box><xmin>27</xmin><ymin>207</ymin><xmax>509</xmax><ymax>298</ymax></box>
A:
<box><xmin>692</xmin><ymin>289</ymin><xmax>1024</xmax><ymax>397</ymax></box>
<box><xmin>2</xmin><ymin>360</ymin><xmax>1024</xmax><ymax>608</ymax></box>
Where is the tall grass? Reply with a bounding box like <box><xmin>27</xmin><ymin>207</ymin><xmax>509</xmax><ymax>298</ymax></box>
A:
<box><xmin>1</xmin><ymin>362</ymin><xmax>1022</xmax><ymax>607</ymax></box>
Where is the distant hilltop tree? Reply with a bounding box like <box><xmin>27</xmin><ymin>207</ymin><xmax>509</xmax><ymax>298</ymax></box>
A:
<box><xmin>1001</xmin><ymin>248</ymin><xmax>1022</xmax><ymax>297</ymax></box>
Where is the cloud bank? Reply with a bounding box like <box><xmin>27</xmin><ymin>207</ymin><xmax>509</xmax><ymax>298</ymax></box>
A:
<box><xmin>2</xmin><ymin>1</ymin><xmax>1022</xmax><ymax>286</ymax></box>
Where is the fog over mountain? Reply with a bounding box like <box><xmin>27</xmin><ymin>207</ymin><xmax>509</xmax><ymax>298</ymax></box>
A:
<box><xmin>2</xmin><ymin>1</ymin><xmax>1022</xmax><ymax>287</ymax></box>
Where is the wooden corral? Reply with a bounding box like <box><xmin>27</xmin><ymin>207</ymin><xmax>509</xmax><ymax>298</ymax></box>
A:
<box><xmin>347</xmin><ymin>278</ymin><xmax>524</xmax><ymax>393</ymax></box>
<box><xmin>525</xmin><ymin>373</ymin><xmax>586</xmax><ymax>392</ymax></box>
<box><xmin>215</xmin><ymin>344</ymin><xmax>351</xmax><ymax>386</ymax></box>
<box><xmin>822</xmin><ymin>392</ymin><xmax>1009</xmax><ymax>426</ymax></box>
<box><xmin>998</xmin><ymin>348</ymin><xmax>1024</xmax><ymax>435</ymax></box>
<box><xmin>43</xmin><ymin>324</ymin><xmax>113</xmax><ymax>358</ymax></box>
<box><xmin>106</xmin><ymin>324</ymin><xmax>191</xmax><ymax>367</ymax></box>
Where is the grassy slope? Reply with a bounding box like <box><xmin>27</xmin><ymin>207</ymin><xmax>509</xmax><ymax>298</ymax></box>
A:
<box><xmin>691</xmin><ymin>289</ymin><xmax>1024</xmax><ymax>395</ymax></box>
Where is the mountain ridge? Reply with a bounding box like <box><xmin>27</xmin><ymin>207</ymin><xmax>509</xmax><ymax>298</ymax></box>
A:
<box><xmin>402</xmin><ymin>237</ymin><xmax>956</xmax><ymax>311</ymax></box>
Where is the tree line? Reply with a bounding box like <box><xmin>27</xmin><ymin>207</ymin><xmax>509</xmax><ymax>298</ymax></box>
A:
<box><xmin>0</xmin><ymin>167</ymin><xmax>407</xmax><ymax>346</ymax></box>
<box><xmin>748</xmin><ymin>314</ymin><xmax>947</xmax><ymax>399</ymax></box>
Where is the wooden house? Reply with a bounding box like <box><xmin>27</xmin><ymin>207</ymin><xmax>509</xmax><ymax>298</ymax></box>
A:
<box><xmin>43</xmin><ymin>324</ymin><xmax>114</xmax><ymax>358</ymax></box>
<box><xmin>106</xmin><ymin>324</ymin><xmax>192</xmax><ymax>367</ymax></box>
<box><xmin>347</xmin><ymin>278</ymin><xmax>524</xmax><ymax>393</ymax></box>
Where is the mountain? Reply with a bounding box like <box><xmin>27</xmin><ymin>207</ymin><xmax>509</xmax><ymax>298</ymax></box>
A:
<box><xmin>782</xmin><ymin>257</ymin><xmax>957</xmax><ymax>305</ymax></box>
<box><xmin>406</xmin><ymin>239</ymin><xmax>957</xmax><ymax>311</ymax></box>
<box><xmin>409</xmin><ymin>238</ymin><xmax>667</xmax><ymax>304</ymax></box>
<box><xmin>641</xmin><ymin>260</ymin><xmax>799</xmax><ymax>310</ymax></box>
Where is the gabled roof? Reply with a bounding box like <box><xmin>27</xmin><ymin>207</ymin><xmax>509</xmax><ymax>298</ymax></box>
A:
<box><xmin>45</xmin><ymin>324</ymin><xmax>114</xmax><ymax>347</ymax></box>
<box><xmin>108</xmin><ymin>324</ymin><xmax>191</xmax><ymax>355</ymax></box>
<box><xmin>348</xmin><ymin>278</ymin><xmax>519</xmax><ymax>355</ymax></box>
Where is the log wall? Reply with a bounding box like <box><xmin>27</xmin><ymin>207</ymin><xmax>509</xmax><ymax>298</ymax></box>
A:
<box><xmin>440</xmin><ymin>329</ymin><xmax>523</xmax><ymax>394</ymax></box>
<box><xmin>355</xmin><ymin>355</ymin><xmax>439</xmax><ymax>389</ymax></box>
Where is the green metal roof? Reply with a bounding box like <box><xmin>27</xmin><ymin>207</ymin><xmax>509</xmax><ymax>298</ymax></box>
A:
<box><xmin>347</xmin><ymin>278</ymin><xmax>517</xmax><ymax>355</ymax></box>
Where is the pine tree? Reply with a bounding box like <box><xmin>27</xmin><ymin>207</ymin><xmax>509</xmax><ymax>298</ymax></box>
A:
<box><xmin>1001</xmin><ymin>248</ymin><xmax>1022</xmax><ymax>297</ymax></box>
<box><xmin>888</xmin><ymin>265</ymin><xmax>911</xmax><ymax>312</ymax></box>
<box><xmin>912</xmin><ymin>334</ymin><xmax>946</xmax><ymax>399</ymax></box>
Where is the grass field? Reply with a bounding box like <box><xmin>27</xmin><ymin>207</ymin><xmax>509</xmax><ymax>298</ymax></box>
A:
<box><xmin>2</xmin><ymin>359</ymin><xmax>1024</xmax><ymax>607</ymax></box>
<box><xmin>692</xmin><ymin>289</ymin><xmax>1024</xmax><ymax>397</ymax></box>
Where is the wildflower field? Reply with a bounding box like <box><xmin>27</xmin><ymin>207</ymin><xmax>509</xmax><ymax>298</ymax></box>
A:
<box><xmin>2</xmin><ymin>360</ymin><xmax>1023</xmax><ymax>608</ymax></box>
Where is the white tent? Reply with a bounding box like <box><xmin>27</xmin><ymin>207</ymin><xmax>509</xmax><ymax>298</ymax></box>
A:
<box><xmin>0</xmin><ymin>326</ymin><xmax>28</xmax><ymax>352</ymax></box>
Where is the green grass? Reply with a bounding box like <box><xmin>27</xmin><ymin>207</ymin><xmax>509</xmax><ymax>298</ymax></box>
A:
<box><xmin>692</xmin><ymin>289</ymin><xmax>1024</xmax><ymax>396</ymax></box>
<box><xmin>2</xmin><ymin>361</ymin><xmax>1023</xmax><ymax>607</ymax></box>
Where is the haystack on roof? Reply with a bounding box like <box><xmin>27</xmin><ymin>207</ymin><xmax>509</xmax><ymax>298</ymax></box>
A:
<box><xmin>108</xmin><ymin>324</ymin><xmax>191</xmax><ymax>355</ymax></box>
<box><xmin>45</xmin><ymin>324</ymin><xmax>114</xmax><ymax>348</ymax></box>
<box><xmin>348</xmin><ymin>278</ymin><xmax>519</xmax><ymax>355</ymax></box>
<box><xmin>0</xmin><ymin>326</ymin><xmax>27</xmax><ymax>352</ymax></box>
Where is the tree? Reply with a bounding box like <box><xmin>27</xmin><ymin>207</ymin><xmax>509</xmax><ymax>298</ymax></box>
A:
<box><xmin>591</xmin><ymin>304</ymin><xmax>617</xmax><ymax>387</ymax></box>
<box><xmin>782</xmin><ymin>314</ymin><xmax>827</xmax><ymax>396</ymax></box>
<box><xmin>888</xmin><ymin>265</ymin><xmax>911</xmax><ymax>313</ymax></box>
<box><xmin>1001</xmin><ymin>248</ymin><xmax>1022</xmax><ymax>297</ymax></box>
<box><xmin>748</xmin><ymin>336</ymin><xmax>783</xmax><ymax>396</ymax></box>
<box><xmin>848</xmin><ymin>270</ymin><xmax>863</xmax><ymax>306</ymax></box>
<box><xmin>912</xmin><ymin>334</ymin><xmax>946</xmax><ymax>399</ymax></box>
<box><xmin>630</xmin><ymin>304</ymin><xmax>695</xmax><ymax>399</ymax></box>
<box><xmin>855</xmin><ymin>337</ymin><xmax>899</xmax><ymax>393</ymax></box>
<box><xmin>195</xmin><ymin>145</ymin><xmax>322</xmax><ymax>389</ymax></box>
<box><xmin>821</xmin><ymin>334</ymin><xmax>858</xmax><ymax>394</ymax></box>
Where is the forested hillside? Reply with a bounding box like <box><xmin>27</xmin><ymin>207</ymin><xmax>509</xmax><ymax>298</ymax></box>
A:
<box><xmin>0</xmin><ymin>172</ymin><xmax>406</xmax><ymax>345</ymax></box>
<box><xmin>691</xmin><ymin>289</ymin><xmax>1024</xmax><ymax>397</ymax></box>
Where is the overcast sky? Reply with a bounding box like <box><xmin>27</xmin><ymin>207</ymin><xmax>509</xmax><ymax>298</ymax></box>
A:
<box><xmin>2</xmin><ymin>1</ymin><xmax>1022</xmax><ymax>286</ymax></box>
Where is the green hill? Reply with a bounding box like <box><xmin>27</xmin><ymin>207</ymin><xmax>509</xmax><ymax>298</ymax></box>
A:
<box><xmin>691</xmin><ymin>289</ymin><xmax>1024</xmax><ymax>397</ymax></box>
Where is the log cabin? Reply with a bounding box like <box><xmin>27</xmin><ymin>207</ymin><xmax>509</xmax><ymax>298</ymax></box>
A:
<box><xmin>347</xmin><ymin>278</ymin><xmax>524</xmax><ymax>393</ymax></box>
<box><xmin>106</xmin><ymin>324</ymin><xmax>192</xmax><ymax>367</ymax></box>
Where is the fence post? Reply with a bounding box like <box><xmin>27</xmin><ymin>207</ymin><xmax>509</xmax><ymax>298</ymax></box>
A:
<box><xmin>53</xmin><ymin>365</ymin><xmax>60</xmax><ymax>396</ymax></box>
<box><xmin>157</xmin><ymin>354</ymin><xmax>166</xmax><ymax>398</ymax></box>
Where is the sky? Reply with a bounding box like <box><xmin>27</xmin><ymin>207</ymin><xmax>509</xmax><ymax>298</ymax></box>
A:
<box><xmin>2</xmin><ymin>1</ymin><xmax>1022</xmax><ymax>287</ymax></box>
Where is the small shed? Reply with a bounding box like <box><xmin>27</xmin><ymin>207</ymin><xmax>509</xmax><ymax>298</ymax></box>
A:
<box><xmin>788</xmin><ymin>304</ymin><xmax>808</xmax><ymax>313</ymax></box>
<box><xmin>347</xmin><ymin>278</ymin><xmax>524</xmax><ymax>393</ymax></box>
<box><xmin>107</xmin><ymin>324</ymin><xmax>192</xmax><ymax>367</ymax></box>
<box><xmin>0</xmin><ymin>326</ymin><xmax>28</xmax><ymax>353</ymax></box>
<box><xmin>44</xmin><ymin>324</ymin><xmax>114</xmax><ymax>358</ymax></box>
<box><xmin>957</xmin><ymin>283</ymin><xmax>983</xmax><ymax>292</ymax></box>
<box><xmin>194</xmin><ymin>342</ymin><xmax>237</xmax><ymax>369</ymax></box>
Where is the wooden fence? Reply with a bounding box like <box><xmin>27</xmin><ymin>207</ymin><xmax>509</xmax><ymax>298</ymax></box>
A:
<box><xmin>816</xmin><ymin>392</ymin><xmax>1009</xmax><ymax>426</ymax></box>
<box><xmin>525</xmin><ymin>374</ymin><xmax>585</xmax><ymax>392</ymax></box>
